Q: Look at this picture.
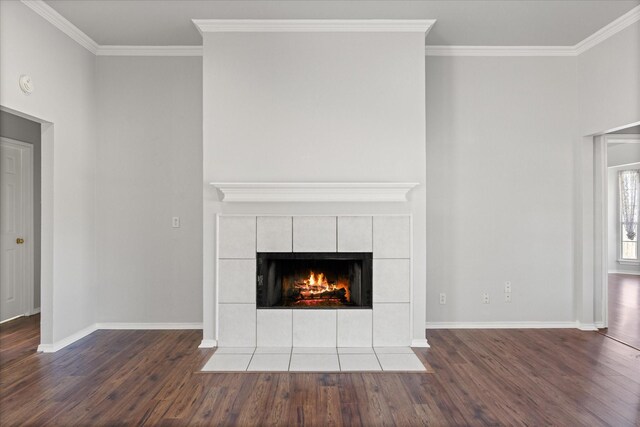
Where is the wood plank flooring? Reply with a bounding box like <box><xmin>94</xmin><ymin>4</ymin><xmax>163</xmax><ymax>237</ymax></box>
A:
<box><xmin>603</xmin><ymin>273</ymin><xmax>640</xmax><ymax>349</ymax></box>
<box><xmin>1</xmin><ymin>316</ymin><xmax>639</xmax><ymax>426</ymax></box>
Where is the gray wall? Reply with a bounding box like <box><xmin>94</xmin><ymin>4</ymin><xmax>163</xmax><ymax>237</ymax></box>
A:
<box><xmin>425</xmin><ymin>56</ymin><xmax>577</xmax><ymax>324</ymax></box>
<box><xmin>1</xmin><ymin>0</ymin><xmax>98</xmax><ymax>344</ymax></box>
<box><xmin>578</xmin><ymin>21</ymin><xmax>640</xmax><ymax>136</ymax></box>
<box><xmin>95</xmin><ymin>56</ymin><xmax>203</xmax><ymax>323</ymax></box>
<box><xmin>0</xmin><ymin>111</ymin><xmax>41</xmax><ymax>308</ymax></box>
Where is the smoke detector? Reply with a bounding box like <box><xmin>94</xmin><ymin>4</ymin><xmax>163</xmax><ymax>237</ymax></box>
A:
<box><xmin>19</xmin><ymin>75</ymin><xmax>33</xmax><ymax>95</ymax></box>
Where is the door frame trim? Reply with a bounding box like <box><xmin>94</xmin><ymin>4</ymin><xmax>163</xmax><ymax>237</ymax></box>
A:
<box><xmin>0</xmin><ymin>137</ymin><xmax>35</xmax><ymax>318</ymax></box>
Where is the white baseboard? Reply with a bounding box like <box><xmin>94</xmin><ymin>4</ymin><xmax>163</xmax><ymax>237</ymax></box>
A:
<box><xmin>577</xmin><ymin>323</ymin><xmax>599</xmax><ymax>331</ymax></box>
<box><xmin>426</xmin><ymin>321</ymin><xmax>579</xmax><ymax>329</ymax></box>
<box><xmin>37</xmin><ymin>323</ymin><xmax>98</xmax><ymax>353</ymax></box>
<box><xmin>198</xmin><ymin>339</ymin><xmax>218</xmax><ymax>348</ymax></box>
<box><xmin>0</xmin><ymin>308</ymin><xmax>41</xmax><ymax>324</ymax></box>
<box><xmin>37</xmin><ymin>322</ymin><xmax>203</xmax><ymax>353</ymax></box>
<box><xmin>95</xmin><ymin>322</ymin><xmax>203</xmax><ymax>330</ymax></box>
<box><xmin>411</xmin><ymin>338</ymin><xmax>430</xmax><ymax>348</ymax></box>
<box><xmin>0</xmin><ymin>314</ymin><xmax>24</xmax><ymax>324</ymax></box>
<box><xmin>608</xmin><ymin>270</ymin><xmax>640</xmax><ymax>276</ymax></box>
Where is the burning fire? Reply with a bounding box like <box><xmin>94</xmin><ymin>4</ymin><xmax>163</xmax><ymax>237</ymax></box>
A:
<box><xmin>294</xmin><ymin>271</ymin><xmax>350</xmax><ymax>302</ymax></box>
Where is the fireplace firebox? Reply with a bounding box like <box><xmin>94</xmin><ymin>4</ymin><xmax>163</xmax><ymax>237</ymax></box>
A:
<box><xmin>257</xmin><ymin>252</ymin><xmax>372</xmax><ymax>309</ymax></box>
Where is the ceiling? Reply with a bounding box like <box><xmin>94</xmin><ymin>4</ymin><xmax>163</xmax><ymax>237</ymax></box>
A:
<box><xmin>44</xmin><ymin>0</ymin><xmax>639</xmax><ymax>47</ymax></box>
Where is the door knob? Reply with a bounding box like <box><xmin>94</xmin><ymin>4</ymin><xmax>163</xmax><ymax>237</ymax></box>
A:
<box><xmin>16</xmin><ymin>238</ymin><xmax>24</xmax><ymax>244</ymax></box>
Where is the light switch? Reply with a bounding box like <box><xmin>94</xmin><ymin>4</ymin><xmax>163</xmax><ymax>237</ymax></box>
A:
<box><xmin>172</xmin><ymin>217</ymin><xmax>180</xmax><ymax>228</ymax></box>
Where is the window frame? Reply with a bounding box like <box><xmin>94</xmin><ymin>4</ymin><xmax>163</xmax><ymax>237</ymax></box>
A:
<box><xmin>618</xmin><ymin>168</ymin><xmax>640</xmax><ymax>265</ymax></box>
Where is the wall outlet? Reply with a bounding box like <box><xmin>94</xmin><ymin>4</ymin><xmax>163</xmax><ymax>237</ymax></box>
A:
<box><xmin>172</xmin><ymin>217</ymin><xmax>181</xmax><ymax>228</ymax></box>
<box><xmin>504</xmin><ymin>281</ymin><xmax>512</xmax><ymax>293</ymax></box>
<box><xmin>439</xmin><ymin>293</ymin><xmax>446</xmax><ymax>305</ymax></box>
<box><xmin>505</xmin><ymin>293</ymin><xmax>512</xmax><ymax>303</ymax></box>
<box><xmin>482</xmin><ymin>292</ymin><xmax>490</xmax><ymax>304</ymax></box>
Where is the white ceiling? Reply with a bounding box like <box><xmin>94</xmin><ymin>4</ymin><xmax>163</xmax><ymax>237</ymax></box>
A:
<box><xmin>44</xmin><ymin>0</ymin><xmax>639</xmax><ymax>47</ymax></box>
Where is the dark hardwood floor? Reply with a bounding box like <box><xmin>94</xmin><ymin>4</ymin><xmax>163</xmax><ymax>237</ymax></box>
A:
<box><xmin>1</xmin><ymin>316</ymin><xmax>639</xmax><ymax>426</ymax></box>
<box><xmin>604</xmin><ymin>273</ymin><xmax>640</xmax><ymax>349</ymax></box>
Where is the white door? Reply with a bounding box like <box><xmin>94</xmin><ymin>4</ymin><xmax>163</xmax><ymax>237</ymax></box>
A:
<box><xmin>0</xmin><ymin>139</ymin><xmax>33</xmax><ymax>322</ymax></box>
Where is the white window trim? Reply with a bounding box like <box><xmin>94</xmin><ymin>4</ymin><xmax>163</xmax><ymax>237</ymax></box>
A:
<box><xmin>617</xmin><ymin>167</ymin><xmax>640</xmax><ymax>263</ymax></box>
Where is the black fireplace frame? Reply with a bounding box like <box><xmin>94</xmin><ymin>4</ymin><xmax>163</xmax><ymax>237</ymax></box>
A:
<box><xmin>256</xmin><ymin>252</ymin><xmax>373</xmax><ymax>309</ymax></box>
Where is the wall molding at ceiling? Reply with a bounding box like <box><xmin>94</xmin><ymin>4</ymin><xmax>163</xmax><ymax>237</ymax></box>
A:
<box><xmin>193</xmin><ymin>19</ymin><xmax>436</xmax><ymax>34</ymax></box>
<box><xmin>20</xmin><ymin>1</ymin><xmax>640</xmax><ymax>57</ymax></box>
<box><xmin>424</xmin><ymin>45</ymin><xmax>577</xmax><ymax>57</ymax></box>
<box><xmin>425</xmin><ymin>5</ymin><xmax>640</xmax><ymax>57</ymax></box>
<box><xmin>21</xmin><ymin>0</ymin><xmax>99</xmax><ymax>54</ymax></box>
<box><xmin>574</xmin><ymin>4</ymin><xmax>640</xmax><ymax>55</ymax></box>
<box><xmin>96</xmin><ymin>46</ymin><xmax>204</xmax><ymax>57</ymax></box>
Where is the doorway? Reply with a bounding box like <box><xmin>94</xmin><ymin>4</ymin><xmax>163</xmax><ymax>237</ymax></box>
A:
<box><xmin>0</xmin><ymin>111</ymin><xmax>41</xmax><ymax>323</ymax></box>
<box><xmin>601</xmin><ymin>128</ymin><xmax>640</xmax><ymax>349</ymax></box>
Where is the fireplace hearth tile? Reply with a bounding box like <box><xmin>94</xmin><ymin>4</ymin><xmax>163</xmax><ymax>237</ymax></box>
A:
<box><xmin>200</xmin><ymin>347</ymin><xmax>428</xmax><ymax>372</ymax></box>
<box><xmin>337</xmin><ymin>347</ymin><xmax>375</xmax><ymax>354</ymax></box>
<box><xmin>247</xmin><ymin>354</ymin><xmax>291</xmax><ymax>372</ymax></box>
<box><xmin>289</xmin><ymin>354</ymin><xmax>340</xmax><ymax>372</ymax></box>
<box><xmin>254</xmin><ymin>347</ymin><xmax>292</xmax><ymax>354</ymax></box>
<box><xmin>215</xmin><ymin>347</ymin><xmax>256</xmax><ymax>354</ymax></box>
<box><xmin>339</xmin><ymin>354</ymin><xmax>382</xmax><ymax>371</ymax></box>
<box><xmin>201</xmin><ymin>354</ymin><xmax>252</xmax><ymax>372</ymax></box>
<box><xmin>292</xmin><ymin>347</ymin><xmax>337</xmax><ymax>354</ymax></box>
<box><xmin>373</xmin><ymin>346</ymin><xmax>414</xmax><ymax>354</ymax></box>
<box><xmin>376</xmin><ymin>353</ymin><xmax>426</xmax><ymax>372</ymax></box>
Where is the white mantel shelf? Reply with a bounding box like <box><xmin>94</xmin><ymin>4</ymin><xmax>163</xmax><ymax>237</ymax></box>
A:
<box><xmin>210</xmin><ymin>182</ymin><xmax>419</xmax><ymax>202</ymax></box>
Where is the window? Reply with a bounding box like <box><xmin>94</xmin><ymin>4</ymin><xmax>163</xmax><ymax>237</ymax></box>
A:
<box><xmin>619</xmin><ymin>169</ymin><xmax>639</xmax><ymax>262</ymax></box>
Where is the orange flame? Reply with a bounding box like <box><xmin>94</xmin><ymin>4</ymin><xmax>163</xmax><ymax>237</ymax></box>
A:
<box><xmin>295</xmin><ymin>271</ymin><xmax>350</xmax><ymax>301</ymax></box>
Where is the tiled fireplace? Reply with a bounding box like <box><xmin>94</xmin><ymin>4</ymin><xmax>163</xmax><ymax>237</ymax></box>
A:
<box><xmin>256</xmin><ymin>252</ymin><xmax>373</xmax><ymax>309</ymax></box>
<box><xmin>216</xmin><ymin>215</ymin><xmax>412</xmax><ymax>348</ymax></box>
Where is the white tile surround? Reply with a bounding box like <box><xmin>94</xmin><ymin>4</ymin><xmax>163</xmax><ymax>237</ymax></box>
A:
<box><xmin>216</xmin><ymin>215</ymin><xmax>413</xmax><ymax>350</ymax></box>
<box><xmin>201</xmin><ymin>347</ymin><xmax>427</xmax><ymax>372</ymax></box>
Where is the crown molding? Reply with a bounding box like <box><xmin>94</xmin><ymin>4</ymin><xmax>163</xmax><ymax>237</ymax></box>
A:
<box><xmin>96</xmin><ymin>45</ymin><xmax>203</xmax><ymax>56</ymax></box>
<box><xmin>574</xmin><ymin>5</ymin><xmax>640</xmax><ymax>55</ymax></box>
<box><xmin>21</xmin><ymin>0</ymin><xmax>98</xmax><ymax>54</ymax></box>
<box><xmin>19</xmin><ymin>2</ymin><xmax>639</xmax><ymax>58</ymax></box>
<box><xmin>426</xmin><ymin>4</ymin><xmax>640</xmax><ymax>57</ymax></box>
<box><xmin>425</xmin><ymin>45</ymin><xmax>576</xmax><ymax>57</ymax></box>
<box><xmin>193</xmin><ymin>19</ymin><xmax>435</xmax><ymax>34</ymax></box>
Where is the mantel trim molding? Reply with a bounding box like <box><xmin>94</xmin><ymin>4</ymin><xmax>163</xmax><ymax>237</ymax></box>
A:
<box><xmin>210</xmin><ymin>182</ymin><xmax>419</xmax><ymax>202</ymax></box>
<box><xmin>193</xmin><ymin>19</ymin><xmax>436</xmax><ymax>34</ymax></box>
